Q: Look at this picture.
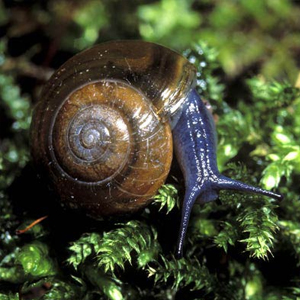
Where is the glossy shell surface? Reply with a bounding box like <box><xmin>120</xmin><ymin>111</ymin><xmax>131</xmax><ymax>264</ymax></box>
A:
<box><xmin>31</xmin><ymin>40</ymin><xmax>196</xmax><ymax>216</ymax></box>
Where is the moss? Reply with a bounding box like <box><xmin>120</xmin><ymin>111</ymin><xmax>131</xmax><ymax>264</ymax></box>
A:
<box><xmin>1</xmin><ymin>1</ymin><xmax>300</xmax><ymax>299</ymax></box>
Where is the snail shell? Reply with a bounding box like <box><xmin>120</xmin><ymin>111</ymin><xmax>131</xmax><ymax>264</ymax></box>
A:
<box><xmin>30</xmin><ymin>40</ymin><xmax>196</xmax><ymax>217</ymax></box>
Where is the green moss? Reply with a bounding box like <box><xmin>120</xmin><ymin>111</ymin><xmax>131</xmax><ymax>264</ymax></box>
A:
<box><xmin>1</xmin><ymin>1</ymin><xmax>300</xmax><ymax>298</ymax></box>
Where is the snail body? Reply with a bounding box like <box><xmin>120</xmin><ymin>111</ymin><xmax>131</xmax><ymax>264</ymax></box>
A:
<box><xmin>31</xmin><ymin>40</ymin><xmax>282</xmax><ymax>257</ymax></box>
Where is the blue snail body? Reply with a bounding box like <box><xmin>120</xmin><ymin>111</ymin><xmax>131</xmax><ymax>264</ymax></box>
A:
<box><xmin>173</xmin><ymin>89</ymin><xmax>282</xmax><ymax>257</ymax></box>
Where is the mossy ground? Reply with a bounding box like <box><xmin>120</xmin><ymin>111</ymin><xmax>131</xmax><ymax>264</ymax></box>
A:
<box><xmin>1</xmin><ymin>1</ymin><xmax>300</xmax><ymax>299</ymax></box>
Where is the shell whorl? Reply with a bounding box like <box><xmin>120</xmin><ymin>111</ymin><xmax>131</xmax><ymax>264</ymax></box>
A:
<box><xmin>52</xmin><ymin>82</ymin><xmax>132</xmax><ymax>184</ymax></box>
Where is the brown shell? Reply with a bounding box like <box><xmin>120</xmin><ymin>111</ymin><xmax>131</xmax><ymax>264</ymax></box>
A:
<box><xmin>30</xmin><ymin>40</ymin><xmax>196</xmax><ymax>217</ymax></box>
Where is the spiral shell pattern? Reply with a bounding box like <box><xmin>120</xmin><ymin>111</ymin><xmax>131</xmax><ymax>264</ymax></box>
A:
<box><xmin>30</xmin><ymin>41</ymin><xmax>196</xmax><ymax>216</ymax></box>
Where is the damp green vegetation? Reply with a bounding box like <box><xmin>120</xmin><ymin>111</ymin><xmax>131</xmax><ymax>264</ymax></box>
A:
<box><xmin>1</xmin><ymin>1</ymin><xmax>300</xmax><ymax>299</ymax></box>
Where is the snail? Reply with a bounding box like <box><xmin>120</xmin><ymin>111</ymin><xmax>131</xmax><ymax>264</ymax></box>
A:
<box><xmin>30</xmin><ymin>40</ymin><xmax>282</xmax><ymax>257</ymax></box>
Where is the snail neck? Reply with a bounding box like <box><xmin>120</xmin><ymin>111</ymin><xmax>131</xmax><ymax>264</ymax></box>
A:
<box><xmin>173</xmin><ymin>89</ymin><xmax>219</xmax><ymax>186</ymax></box>
<box><xmin>172</xmin><ymin>89</ymin><xmax>282</xmax><ymax>258</ymax></box>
